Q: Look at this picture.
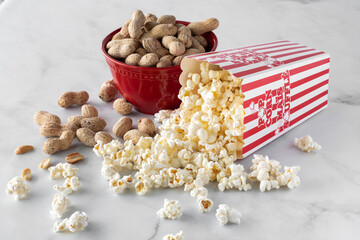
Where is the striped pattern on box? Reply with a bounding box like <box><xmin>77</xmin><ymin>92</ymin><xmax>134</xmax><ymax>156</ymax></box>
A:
<box><xmin>187</xmin><ymin>40</ymin><xmax>330</xmax><ymax>158</ymax></box>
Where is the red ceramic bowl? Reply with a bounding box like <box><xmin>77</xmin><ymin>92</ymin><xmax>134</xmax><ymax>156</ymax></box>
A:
<box><xmin>101</xmin><ymin>20</ymin><xmax>218</xmax><ymax>115</ymax></box>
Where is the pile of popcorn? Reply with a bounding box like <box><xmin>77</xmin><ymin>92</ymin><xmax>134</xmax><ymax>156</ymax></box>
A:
<box><xmin>93</xmin><ymin>62</ymin><xmax>302</xmax><ymax>214</ymax></box>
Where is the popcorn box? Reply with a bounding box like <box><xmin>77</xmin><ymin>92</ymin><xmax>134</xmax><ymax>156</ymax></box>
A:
<box><xmin>181</xmin><ymin>40</ymin><xmax>330</xmax><ymax>158</ymax></box>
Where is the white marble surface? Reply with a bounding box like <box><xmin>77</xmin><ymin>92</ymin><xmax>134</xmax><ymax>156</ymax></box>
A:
<box><xmin>0</xmin><ymin>0</ymin><xmax>359</xmax><ymax>239</ymax></box>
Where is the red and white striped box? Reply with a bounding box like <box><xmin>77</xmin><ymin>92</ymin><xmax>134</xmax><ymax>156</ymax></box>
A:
<box><xmin>184</xmin><ymin>40</ymin><xmax>330</xmax><ymax>158</ymax></box>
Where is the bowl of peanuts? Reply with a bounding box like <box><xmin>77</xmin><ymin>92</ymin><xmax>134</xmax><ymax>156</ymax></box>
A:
<box><xmin>101</xmin><ymin>10</ymin><xmax>218</xmax><ymax>115</ymax></box>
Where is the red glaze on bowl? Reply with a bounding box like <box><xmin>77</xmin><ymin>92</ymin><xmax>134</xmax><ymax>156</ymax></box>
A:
<box><xmin>101</xmin><ymin>21</ymin><xmax>218</xmax><ymax>115</ymax></box>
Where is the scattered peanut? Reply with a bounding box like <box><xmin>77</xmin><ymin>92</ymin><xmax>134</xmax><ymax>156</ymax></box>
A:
<box><xmin>40</xmin><ymin>122</ymin><xmax>77</xmax><ymax>137</ymax></box>
<box><xmin>67</xmin><ymin>105</ymin><xmax>101</xmax><ymax>133</ymax></box>
<box><xmin>99</xmin><ymin>79</ymin><xmax>118</xmax><ymax>102</ymax></box>
<box><xmin>138</xmin><ymin>118</ymin><xmax>156</xmax><ymax>137</ymax></box>
<box><xmin>39</xmin><ymin>158</ymin><xmax>51</xmax><ymax>169</ymax></box>
<box><xmin>94</xmin><ymin>131</ymin><xmax>114</xmax><ymax>144</ymax></box>
<box><xmin>76</xmin><ymin>128</ymin><xmax>96</xmax><ymax>147</ymax></box>
<box><xmin>43</xmin><ymin>130</ymin><xmax>76</xmax><ymax>155</ymax></box>
<box><xmin>67</xmin><ymin>115</ymin><xmax>83</xmax><ymax>129</ymax></box>
<box><xmin>80</xmin><ymin>117</ymin><xmax>107</xmax><ymax>132</ymax></box>
<box><xmin>157</xmin><ymin>15</ymin><xmax>176</xmax><ymax>24</ymax></box>
<box><xmin>15</xmin><ymin>145</ymin><xmax>34</xmax><ymax>155</ymax></box>
<box><xmin>65</xmin><ymin>152</ymin><xmax>84</xmax><ymax>164</ymax></box>
<box><xmin>188</xmin><ymin>17</ymin><xmax>219</xmax><ymax>35</ymax></box>
<box><xmin>139</xmin><ymin>53</ymin><xmax>159</xmax><ymax>67</ymax></box>
<box><xmin>21</xmin><ymin>168</ymin><xmax>32</xmax><ymax>181</ymax></box>
<box><xmin>58</xmin><ymin>91</ymin><xmax>89</xmax><ymax>108</ymax></box>
<box><xmin>123</xmin><ymin>129</ymin><xmax>150</xmax><ymax>144</ymax></box>
<box><xmin>113</xmin><ymin>98</ymin><xmax>133</xmax><ymax>115</ymax></box>
<box><xmin>128</xmin><ymin>10</ymin><xmax>145</xmax><ymax>39</ymax></box>
<box><xmin>34</xmin><ymin>111</ymin><xmax>61</xmax><ymax>125</ymax></box>
<box><xmin>81</xmin><ymin>104</ymin><xmax>98</xmax><ymax>117</ymax></box>
<box><xmin>112</xmin><ymin>117</ymin><xmax>132</xmax><ymax>138</ymax></box>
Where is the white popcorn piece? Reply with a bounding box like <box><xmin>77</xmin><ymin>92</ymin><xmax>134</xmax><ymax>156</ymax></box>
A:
<box><xmin>6</xmin><ymin>176</ymin><xmax>30</xmax><ymax>200</ymax></box>
<box><xmin>50</xmin><ymin>193</ymin><xmax>70</xmax><ymax>218</ymax></box>
<box><xmin>135</xmin><ymin>180</ymin><xmax>149</xmax><ymax>195</ymax></box>
<box><xmin>190</xmin><ymin>186</ymin><xmax>208</xmax><ymax>199</ymax></box>
<box><xmin>218</xmin><ymin>178</ymin><xmax>228</xmax><ymax>192</ymax></box>
<box><xmin>163</xmin><ymin>231</ymin><xmax>184</xmax><ymax>240</ymax></box>
<box><xmin>150</xmin><ymin>174</ymin><xmax>165</xmax><ymax>188</ymax></box>
<box><xmin>294</xmin><ymin>135</ymin><xmax>321</xmax><ymax>152</ymax></box>
<box><xmin>194</xmin><ymin>168</ymin><xmax>210</xmax><ymax>187</ymax></box>
<box><xmin>54</xmin><ymin>211</ymin><xmax>88</xmax><ymax>233</ymax></box>
<box><xmin>249</xmin><ymin>154</ymin><xmax>301</xmax><ymax>192</ymax></box>
<box><xmin>109</xmin><ymin>175</ymin><xmax>133</xmax><ymax>194</ymax></box>
<box><xmin>54</xmin><ymin>176</ymin><xmax>81</xmax><ymax>195</ymax></box>
<box><xmin>101</xmin><ymin>164</ymin><xmax>120</xmax><ymax>181</ymax></box>
<box><xmin>54</xmin><ymin>219</ymin><xmax>67</xmax><ymax>232</ymax></box>
<box><xmin>93</xmin><ymin>140</ymin><xmax>124</xmax><ymax>157</ymax></box>
<box><xmin>217</xmin><ymin>164</ymin><xmax>251</xmax><ymax>191</ymax></box>
<box><xmin>215</xmin><ymin>204</ymin><xmax>241</xmax><ymax>225</ymax></box>
<box><xmin>248</xmin><ymin>154</ymin><xmax>281</xmax><ymax>192</ymax></box>
<box><xmin>48</xmin><ymin>163</ymin><xmax>78</xmax><ymax>180</ymax></box>
<box><xmin>167</xmin><ymin>168</ymin><xmax>186</xmax><ymax>188</ymax></box>
<box><xmin>197</xmin><ymin>197</ymin><xmax>213</xmax><ymax>213</ymax></box>
<box><xmin>122</xmin><ymin>175</ymin><xmax>134</xmax><ymax>188</ymax></box>
<box><xmin>277</xmin><ymin>166</ymin><xmax>301</xmax><ymax>189</ymax></box>
<box><xmin>109</xmin><ymin>178</ymin><xmax>126</xmax><ymax>194</ymax></box>
<box><xmin>259</xmin><ymin>179</ymin><xmax>280</xmax><ymax>192</ymax></box>
<box><xmin>93</xmin><ymin>141</ymin><xmax>104</xmax><ymax>157</ymax></box>
<box><xmin>157</xmin><ymin>199</ymin><xmax>182</xmax><ymax>220</ymax></box>
<box><xmin>184</xmin><ymin>180</ymin><xmax>196</xmax><ymax>192</ymax></box>
<box><xmin>155</xmin><ymin>109</ymin><xmax>174</xmax><ymax>123</ymax></box>
<box><xmin>135</xmin><ymin>173</ymin><xmax>154</xmax><ymax>195</ymax></box>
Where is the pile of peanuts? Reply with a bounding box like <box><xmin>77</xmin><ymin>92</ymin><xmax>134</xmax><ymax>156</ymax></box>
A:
<box><xmin>33</xmin><ymin>80</ymin><xmax>156</xmax><ymax>156</ymax></box>
<box><xmin>106</xmin><ymin>10</ymin><xmax>219</xmax><ymax>67</ymax></box>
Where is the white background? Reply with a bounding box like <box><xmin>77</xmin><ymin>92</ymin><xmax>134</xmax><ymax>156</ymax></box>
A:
<box><xmin>0</xmin><ymin>0</ymin><xmax>359</xmax><ymax>239</ymax></box>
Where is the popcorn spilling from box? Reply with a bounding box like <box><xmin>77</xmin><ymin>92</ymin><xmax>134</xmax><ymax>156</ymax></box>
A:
<box><xmin>94</xmin><ymin>40</ymin><xmax>329</xmax><ymax>198</ymax></box>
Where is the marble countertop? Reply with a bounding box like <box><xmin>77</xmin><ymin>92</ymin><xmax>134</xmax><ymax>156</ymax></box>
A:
<box><xmin>0</xmin><ymin>0</ymin><xmax>359</xmax><ymax>239</ymax></box>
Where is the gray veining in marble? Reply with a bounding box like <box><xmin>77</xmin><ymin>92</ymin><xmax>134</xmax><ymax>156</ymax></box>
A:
<box><xmin>0</xmin><ymin>0</ymin><xmax>359</xmax><ymax>239</ymax></box>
